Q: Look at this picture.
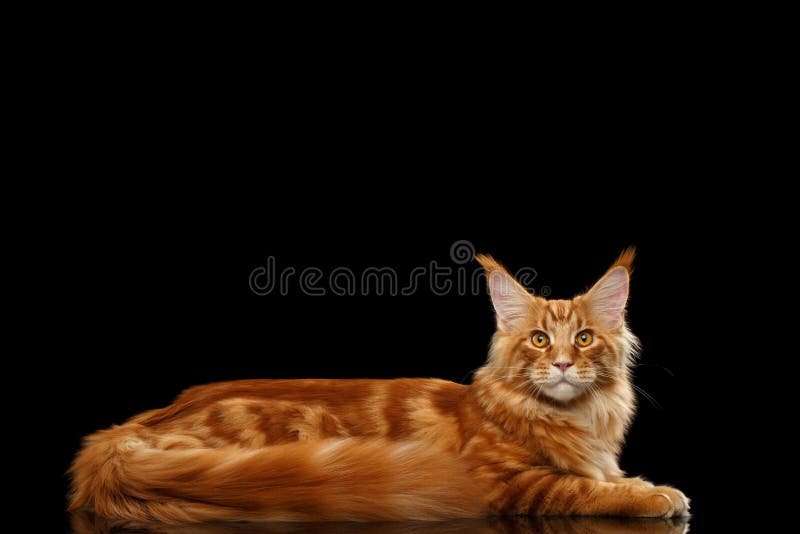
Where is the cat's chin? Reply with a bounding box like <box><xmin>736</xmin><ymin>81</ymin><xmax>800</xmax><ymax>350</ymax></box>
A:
<box><xmin>541</xmin><ymin>381</ymin><xmax>583</xmax><ymax>403</ymax></box>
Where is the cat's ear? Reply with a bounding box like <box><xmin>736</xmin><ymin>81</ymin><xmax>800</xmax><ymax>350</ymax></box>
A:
<box><xmin>476</xmin><ymin>254</ymin><xmax>536</xmax><ymax>332</ymax></box>
<box><xmin>585</xmin><ymin>248</ymin><xmax>634</xmax><ymax>330</ymax></box>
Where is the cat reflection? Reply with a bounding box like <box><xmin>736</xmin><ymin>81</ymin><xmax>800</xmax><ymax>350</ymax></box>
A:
<box><xmin>71</xmin><ymin>511</ymin><xmax>689</xmax><ymax>534</ymax></box>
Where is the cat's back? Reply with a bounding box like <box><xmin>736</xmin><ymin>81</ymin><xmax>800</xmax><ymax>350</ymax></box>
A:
<box><xmin>129</xmin><ymin>378</ymin><xmax>475</xmax><ymax>446</ymax></box>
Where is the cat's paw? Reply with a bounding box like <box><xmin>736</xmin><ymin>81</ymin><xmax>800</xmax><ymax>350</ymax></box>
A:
<box><xmin>644</xmin><ymin>486</ymin><xmax>690</xmax><ymax>518</ymax></box>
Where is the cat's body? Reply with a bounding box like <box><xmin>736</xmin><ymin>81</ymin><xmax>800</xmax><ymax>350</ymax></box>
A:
<box><xmin>69</xmin><ymin>251</ymin><xmax>689</xmax><ymax>524</ymax></box>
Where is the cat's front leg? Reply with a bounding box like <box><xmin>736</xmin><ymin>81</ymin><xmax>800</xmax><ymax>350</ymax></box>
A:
<box><xmin>489</xmin><ymin>468</ymin><xmax>689</xmax><ymax>517</ymax></box>
<box><xmin>610</xmin><ymin>476</ymin><xmax>654</xmax><ymax>488</ymax></box>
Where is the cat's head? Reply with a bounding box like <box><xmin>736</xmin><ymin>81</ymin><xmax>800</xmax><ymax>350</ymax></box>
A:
<box><xmin>477</xmin><ymin>250</ymin><xmax>638</xmax><ymax>404</ymax></box>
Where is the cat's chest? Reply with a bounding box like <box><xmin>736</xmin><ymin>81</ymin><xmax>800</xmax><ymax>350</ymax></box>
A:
<box><xmin>527</xmin><ymin>415</ymin><xmax>622</xmax><ymax>480</ymax></box>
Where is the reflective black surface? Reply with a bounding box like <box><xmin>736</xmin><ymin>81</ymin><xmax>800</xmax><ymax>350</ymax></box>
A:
<box><xmin>71</xmin><ymin>511</ymin><xmax>689</xmax><ymax>534</ymax></box>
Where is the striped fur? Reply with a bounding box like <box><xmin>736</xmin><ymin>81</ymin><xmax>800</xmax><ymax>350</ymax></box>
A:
<box><xmin>69</xmin><ymin>249</ymin><xmax>688</xmax><ymax>524</ymax></box>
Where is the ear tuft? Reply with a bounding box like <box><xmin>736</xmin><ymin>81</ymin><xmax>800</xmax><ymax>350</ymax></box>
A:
<box><xmin>475</xmin><ymin>253</ymin><xmax>502</xmax><ymax>273</ymax></box>
<box><xmin>612</xmin><ymin>246</ymin><xmax>636</xmax><ymax>274</ymax></box>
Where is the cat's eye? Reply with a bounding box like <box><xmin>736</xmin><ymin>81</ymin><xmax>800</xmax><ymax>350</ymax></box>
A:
<box><xmin>531</xmin><ymin>331</ymin><xmax>550</xmax><ymax>348</ymax></box>
<box><xmin>575</xmin><ymin>330</ymin><xmax>593</xmax><ymax>347</ymax></box>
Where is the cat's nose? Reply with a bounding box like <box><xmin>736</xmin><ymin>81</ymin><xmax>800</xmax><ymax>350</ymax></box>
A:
<box><xmin>553</xmin><ymin>362</ymin><xmax>574</xmax><ymax>373</ymax></box>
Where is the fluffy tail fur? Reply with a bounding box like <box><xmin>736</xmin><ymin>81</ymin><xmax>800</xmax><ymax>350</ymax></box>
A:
<box><xmin>69</xmin><ymin>424</ymin><xmax>485</xmax><ymax>524</ymax></box>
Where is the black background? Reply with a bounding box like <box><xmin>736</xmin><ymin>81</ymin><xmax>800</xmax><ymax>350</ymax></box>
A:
<box><xmin>34</xmin><ymin>37</ymin><xmax>759</xmax><ymax>531</ymax></box>
<box><xmin>48</xmin><ymin>210</ymin><xmax>737</xmax><ymax>532</ymax></box>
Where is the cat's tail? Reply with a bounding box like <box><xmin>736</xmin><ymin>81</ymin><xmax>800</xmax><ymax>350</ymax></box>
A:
<box><xmin>68</xmin><ymin>423</ymin><xmax>487</xmax><ymax>524</ymax></box>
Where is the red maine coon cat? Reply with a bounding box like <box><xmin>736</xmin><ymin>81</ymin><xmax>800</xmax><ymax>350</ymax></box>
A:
<box><xmin>69</xmin><ymin>250</ymin><xmax>689</xmax><ymax>524</ymax></box>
